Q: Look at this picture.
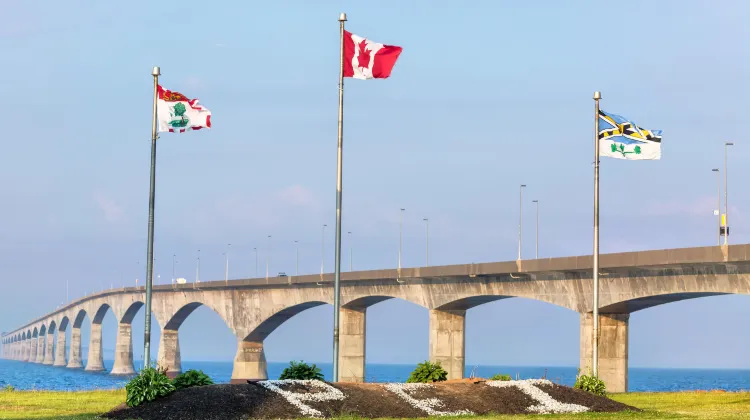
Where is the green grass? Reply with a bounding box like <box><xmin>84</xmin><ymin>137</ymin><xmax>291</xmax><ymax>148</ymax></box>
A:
<box><xmin>1</xmin><ymin>389</ymin><xmax>750</xmax><ymax>419</ymax></box>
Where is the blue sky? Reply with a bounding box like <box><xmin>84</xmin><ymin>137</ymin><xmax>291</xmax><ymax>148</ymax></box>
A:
<box><xmin>2</xmin><ymin>0</ymin><xmax>750</xmax><ymax>369</ymax></box>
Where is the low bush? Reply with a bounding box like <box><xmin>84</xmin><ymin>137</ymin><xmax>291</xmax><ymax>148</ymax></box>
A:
<box><xmin>490</xmin><ymin>373</ymin><xmax>512</xmax><ymax>381</ymax></box>
<box><xmin>279</xmin><ymin>360</ymin><xmax>324</xmax><ymax>380</ymax></box>
<box><xmin>574</xmin><ymin>371</ymin><xmax>606</xmax><ymax>396</ymax></box>
<box><xmin>406</xmin><ymin>361</ymin><xmax>448</xmax><ymax>383</ymax></box>
<box><xmin>125</xmin><ymin>366</ymin><xmax>176</xmax><ymax>407</ymax></box>
<box><xmin>3</xmin><ymin>384</ymin><xmax>14</xmax><ymax>392</ymax></box>
<box><xmin>172</xmin><ymin>369</ymin><xmax>214</xmax><ymax>389</ymax></box>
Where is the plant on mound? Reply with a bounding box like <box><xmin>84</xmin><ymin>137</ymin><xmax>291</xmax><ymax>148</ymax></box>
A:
<box><xmin>172</xmin><ymin>369</ymin><xmax>214</xmax><ymax>389</ymax></box>
<box><xmin>490</xmin><ymin>373</ymin><xmax>512</xmax><ymax>381</ymax></box>
<box><xmin>279</xmin><ymin>360</ymin><xmax>325</xmax><ymax>380</ymax></box>
<box><xmin>574</xmin><ymin>370</ymin><xmax>606</xmax><ymax>396</ymax></box>
<box><xmin>3</xmin><ymin>385</ymin><xmax>14</xmax><ymax>392</ymax></box>
<box><xmin>125</xmin><ymin>365</ymin><xmax>176</xmax><ymax>407</ymax></box>
<box><xmin>406</xmin><ymin>361</ymin><xmax>448</xmax><ymax>383</ymax></box>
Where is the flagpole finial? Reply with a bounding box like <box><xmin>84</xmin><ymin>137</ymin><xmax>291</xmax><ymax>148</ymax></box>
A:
<box><xmin>152</xmin><ymin>66</ymin><xmax>161</xmax><ymax>77</ymax></box>
<box><xmin>593</xmin><ymin>91</ymin><xmax>601</xmax><ymax>100</ymax></box>
<box><xmin>339</xmin><ymin>13</ymin><xmax>347</xmax><ymax>22</ymax></box>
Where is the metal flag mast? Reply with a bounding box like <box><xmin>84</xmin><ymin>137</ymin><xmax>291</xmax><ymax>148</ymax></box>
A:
<box><xmin>592</xmin><ymin>90</ymin><xmax>601</xmax><ymax>377</ymax></box>
<box><xmin>143</xmin><ymin>66</ymin><xmax>160</xmax><ymax>368</ymax></box>
<box><xmin>332</xmin><ymin>12</ymin><xmax>347</xmax><ymax>382</ymax></box>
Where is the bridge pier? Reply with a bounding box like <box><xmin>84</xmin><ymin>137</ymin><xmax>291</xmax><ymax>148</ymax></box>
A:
<box><xmin>339</xmin><ymin>307</ymin><xmax>366</xmax><ymax>382</ymax></box>
<box><xmin>67</xmin><ymin>327</ymin><xmax>83</xmax><ymax>368</ymax></box>
<box><xmin>157</xmin><ymin>329</ymin><xmax>181</xmax><ymax>377</ymax></box>
<box><xmin>35</xmin><ymin>336</ymin><xmax>45</xmax><ymax>363</ymax></box>
<box><xmin>580</xmin><ymin>312</ymin><xmax>629</xmax><ymax>393</ymax></box>
<box><xmin>43</xmin><ymin>333</ymin><xmax>55</xmax><ymax>365</ymax></box>
<box><xmin>230</xmin><ymin>340</ymin><xmax>267</xmax><ymax>383</ymax></box>
<box><xmin>429</xmin><ymin>309</ymin><xmax>465</xmax><ymax>380</ymax></box>
<box><xmin>29</xmin><ymin>337</ymin><xmax>37</xmax><ymax>363</ymax></box>
<box><xmin>54</xmin><ymin>330</ymin><xmax>67</xmax><ymax>366</ymax></box>
<box><xmin>85</xmin><ymin>323</ymin><xmax>105</xmax><ymax>371</ymax></box>
<box><xmin>111</xmin><ymin>322</ymin><xmax>135</xmax><ymax>375</ymax></box>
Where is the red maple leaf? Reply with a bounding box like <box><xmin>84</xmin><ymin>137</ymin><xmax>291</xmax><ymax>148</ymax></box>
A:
<box><xmin>356</xmin><ymin>39</ymin><xmax>371</xmax><ymax>70</ymax></box>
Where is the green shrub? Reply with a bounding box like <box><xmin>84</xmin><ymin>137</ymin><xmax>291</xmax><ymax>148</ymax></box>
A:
<box><xmin>279</xmin><ymin>361</ymin><xmax>324</xmax><ymax>380</ymax></box>
<box><xmin>406</xmin><ymin>361</ymin><xmax>448</xmax><ymax>383</ymax></box>
<box><xmin>172</xmin><ymin>369</ymin><xmax>214</xmax><ymax>389</ymax></box>
<box><xmin>489</xmin><ymin>373</ymin><xmax>512</xmax><ymax>381</ymax></box>
<box><xmin>574</xmin><ymin>371</ymin><xmax>606</xmax><ymax>396</ymax></box>
<box><xmin>125</xmin><ymin>366</ymin><xmax>176</xmax><ymax>407</ymax></box>
<box><xmin>3</xmin><ymin>385</ymin><xmax>14</xmax><ymax>392</ymax></box>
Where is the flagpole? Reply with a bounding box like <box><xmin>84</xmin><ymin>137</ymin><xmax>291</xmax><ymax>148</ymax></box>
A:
<box><xmin>592</xmin><ymin>90</ymin><xmax>601</xmax><ymax>377</ymax></box>
<box><xmin>143</xmin><ymin>66</ymin><xmax>160</xmax><ymax>368</ymax></box>
<box><xmin>332</xmin><ymin>12</ymin><xmax>347</xmax><ymax>383</ymax></box>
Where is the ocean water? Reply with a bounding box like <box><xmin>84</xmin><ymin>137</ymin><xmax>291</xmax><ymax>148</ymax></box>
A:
<box><xmin>1</xmin><ymin>359</ymin><xmax>749</xmax><ymax>392</ymax></box>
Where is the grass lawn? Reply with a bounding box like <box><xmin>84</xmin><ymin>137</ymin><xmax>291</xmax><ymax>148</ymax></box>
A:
<box><xmin>1</xmin><ymin>390</ymin><xmax>750</xmax><ymax>419</ymax></box>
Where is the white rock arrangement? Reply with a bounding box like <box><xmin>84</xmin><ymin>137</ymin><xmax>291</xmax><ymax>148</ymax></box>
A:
<box><xmin>383</xmin><ymin>383</ymin><xmax>474</xmax><ymax>416</ymax></box>
<box><xmin>258</xmin><ymin>379</ymin><xmax>346</xmax><ymax>418</ymax></box>
<box><xmin>487</xmin><ymin>379</ymin><xmax>589</xmax><ymax>414</ymax></box>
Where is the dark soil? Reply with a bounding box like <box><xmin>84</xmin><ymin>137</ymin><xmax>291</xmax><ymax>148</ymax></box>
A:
<box><xmin>538</xmin><ymin>383</ymin><xmax>641</xmax><ymax>412</ymax></box>
<box><xmin>104</xmin><ymin>381</ymin><xmax>638</xmax><ymax>420</ymax></box>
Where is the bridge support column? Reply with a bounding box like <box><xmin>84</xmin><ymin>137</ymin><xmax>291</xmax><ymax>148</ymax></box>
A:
<box><xmin>339</xmin><ymin>307</ymin><xmax>366</xmax><ymax>382</ymax></box>
<box><xmin>111</xmin><ymin>322</ymin><xmax>135</xmax><ymax>375</ymax></box>
<box><xmin>35</xmin><ymin>336</ymin><xmax>45</xmax><ymax>363</ymax></box>
<box><xmin>67</xmin><ymin>328</ymin><xmax>83</xmax><ymax>368</ymax></box>
<box><xmin>29</xmin><ymin>338</ymin><xmax>37</xmax><ymax>363</ymax></box>
<box><xmin>580</xmin><ymin>312</ymin><xmax>629</xmax><ymax>393</ymax></box>
<box><xmin>21</xmin><ymin>341</ymin><xmax>28</xmax><ymax>361</ymax></box>
<box><xmin>43</xmin><ymin>333</ymin><xmax>55</xmax><ymax>365</ymax></box>
<box><xmin>230</xmin><ymin>340</ymin><xmax>267</xmax><ymax>383</ymax></box>
<box><xmin>85</xmin><ymin>323</ymin><xmax>105</xmax><ymax>371</ymax></box>
<box><xmin>54</xmin><ymin>331</ymin><xmax>67</xmax><ymax>366</ymax></box>
<box><xmin>157</xmin><ymin>329</ymin><xmax>181</xmax><ymax>378</ymax></box>
<box><xmin>429</xmin><ymin>309</ymin><xmax>465</xmax><ymax>380</ymax></box>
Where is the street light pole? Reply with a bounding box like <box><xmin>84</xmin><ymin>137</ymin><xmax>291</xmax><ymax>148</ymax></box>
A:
<box><xmin>266</xmin><ymin>236</ymin><xmax>271</xmax><ymax>280</ymax></box>
<box><xmin>724</xmin><ymin>142</ymin><xmax>733</xmax><ymax>246</ymax></box>
<box><xmin>295</xmin><ymin>241</ymin><xmax>299</xmax><ymax>275</ymax></box>
<box><xmin>254</xmin><ymin>247</ymin><xmax>258</xmax><ymax>277</ymax></box>
<box><xmin>423</xmin><ymin>218</ymin><xmax>429</xmax><ymax>266</ymax></box>
<box><xmin>518</xmin><ymin>185</ymin><xmax>526</xmax><ymax>260</ymax></box>
<box><xmin>712</xmin><ymin>168</ymin><xmax>720</xmax><ymax>246</ymax></box>
<box><xmin>532</xmin><ymin>200</ymin><xmax>539</xmax><ymax>259</ymax></box>
<box><xmin>321</xmin><ymin>224</ymin><xmax>327</xmax><ymax>276</ymax></box>
<box><xmin>399</xmin><ymin>208</ymin><xmax>405</xmax><ymax>273</ymax></box>
<box><xmin>225</xmin><ymin>243</ymin><xmax>231</xmax><ymax>284</ymax></box>
<box><xmin>196</xmin><ymin>250</ymin><xmax>200</xmax><ymax>283</ymax></box>
<box><xmin>172</xmin><ymin>254</ymin><xmax>177</xmax><ymax>284</ymax></box>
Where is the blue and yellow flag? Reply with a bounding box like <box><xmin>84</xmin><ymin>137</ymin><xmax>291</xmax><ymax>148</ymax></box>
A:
<box><xmin>598</xmin><ymin>110</ymin><xmax>662</xmax><ymax>160</ymax></box>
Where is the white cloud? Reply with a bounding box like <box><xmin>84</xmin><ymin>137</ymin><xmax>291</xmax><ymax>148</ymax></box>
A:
<box><xmin>94</xmin><ymin>193</ymin><xmax>124</xmax><ymax>223</ymax></box>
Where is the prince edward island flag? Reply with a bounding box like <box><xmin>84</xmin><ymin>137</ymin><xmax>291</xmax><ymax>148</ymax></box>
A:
<box><xmin>599</xmin><ymin>110</ymin><xmax>662</xmax><ymax>160</ymax></box>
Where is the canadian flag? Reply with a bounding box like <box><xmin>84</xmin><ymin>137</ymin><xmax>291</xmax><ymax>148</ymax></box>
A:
<box><xmin>344</xmin><ymin>30</ymin><xmax>402</xmax><ymax>80</ymax></box>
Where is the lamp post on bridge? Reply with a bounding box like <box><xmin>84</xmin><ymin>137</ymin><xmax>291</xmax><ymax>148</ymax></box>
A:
<box><xmin>253</xmin><ymin>247</ymin><xmax>258</xmax><ymax>277</ymax></box>
<box><xmin>196</xmin><ymin>249</ymin><xmax>200</xmax><ymax>283</ymax></box>
<box><xmin>295</xmin><ymin>240</ymin><xmax>299</xmax><ymax>275</ymax></box>
<box><xmin>532</xmin><ymin>200</ymin><xmax>539</xmax><ymax>259</ymax></box>
<box><xmin>225</xmin><ymin>243</ymin><xmax>231</xmax><ymax>285</ymax></box>
<box><xmin>172</xmin><ymin>254</ymin><xmax>177</xmax><ymax>285</ymax></box>
<box><xmin>712</xmin><ymin>168</ymin><xmax>720</xmax><ymax>246</ymax></box>
<box><xmin>398</xmin><ymin>208</ymin><xmax>406</xmax><ymax>275</ymax></box>
<box><xmin>723</xmin><ymin>142</ymin><xmax>733</xmax><ymax>245</ymax></box>
<box><xmin>423</xmin><ymin>218</ymin><xmax>429</xmax><ymax>267</ymax></box>
<box><xmin>518</xmin><ymin>184</ymin><xmax>526</xmax><ymax>261</ymax></box>
<box><xmin>266</xmin><ymin>235</ymin><xmax>271</xmax><ymax>280</ymax></box>
<box><xmin>321</xmin><ymin>224</ymin><xmax>327</xmax><ymax>276</ymax></box>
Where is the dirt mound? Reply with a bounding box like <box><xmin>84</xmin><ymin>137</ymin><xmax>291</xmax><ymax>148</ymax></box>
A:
<box><xmin>104</xmin><ymin>379</ymin><xmax>638</xmax><ymax>420</ymax></box>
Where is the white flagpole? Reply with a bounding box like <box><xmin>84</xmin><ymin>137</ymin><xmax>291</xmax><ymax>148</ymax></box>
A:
<box><xmin>143</xmin><ymin>66</ymin><xmax>160</xmax><ymax>368</ymax></box>
<box><xmin>332</xmin><ymin>12</ymin><xmax>347</xmax><ymax>383</ymax></box>
<box><xmin>592</xmin><ymin>91</ymin><xmax>601</xmax><ymax>376</ymax></box>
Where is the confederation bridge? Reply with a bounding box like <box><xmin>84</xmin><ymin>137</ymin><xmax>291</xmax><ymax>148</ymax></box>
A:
<box><xmin>3</xmin><ymin>244</ymin><xmax>750</xmax><ymax>392</ymax></box>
